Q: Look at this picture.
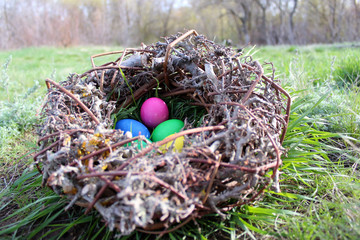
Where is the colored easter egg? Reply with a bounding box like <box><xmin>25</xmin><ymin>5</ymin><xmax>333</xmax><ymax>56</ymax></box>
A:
<box><xmin>151</xmin><ymin>119</ymin><xmax>184</xmax><ymax>142</ymax></box>
<box><xmin>115</xmin><ymin>119</ymin><xmax>150</xmax><ymax>139</ymax></box>
<box><xmin>159</xmin><ymin>134</ymin><xmax>184</xmax><ymax>153</ymax></box>
<box><xmin>140</xmin><ymin>97</ymin><xmax>169</xmax><ymax>128</ymax></box>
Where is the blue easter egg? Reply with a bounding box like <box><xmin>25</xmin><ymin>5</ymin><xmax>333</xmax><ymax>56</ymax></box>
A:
<box><xmin>115</xmin><ymin>119</ymin><xmax>150</xmax><ymax>139</ymax></box>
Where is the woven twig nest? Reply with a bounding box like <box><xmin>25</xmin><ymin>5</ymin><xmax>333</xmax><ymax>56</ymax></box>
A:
<box><xmin>35</xmin><ymin>30</ymin><xmax>291</xmax><ymax>235</ymax></box>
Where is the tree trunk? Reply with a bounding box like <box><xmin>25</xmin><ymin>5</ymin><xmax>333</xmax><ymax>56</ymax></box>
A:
<box><xmin>242</xmin><ymin>2</ymin><xmax>252</xmax><ymax>44</ymax></box>
<box><xmin>228</xmin><ymin>8</ymin><xmax>250</xmax><ymax>44</ymax></box>
<box><xmin>289</xmin><ymin>0</ymin><xmax>298</xmax><ymax>44</ymax></box>
<box><xmin>254</xmin><ymin>0</ymin><xmax>269</xmax><ymax>45</ymax></box>
<box><xmin>2</xmin><ymin>1</ymin><xmax>12</xmax><ymax>47</ymax></box>
<box><xmin>162</xmin><ymin>0</ymin><xmax>175</xmax><ymax>37</ymax></box>
<box><xmin>353</xmin><ymin>0</ymin><xmax>360</xmax><ymax>40</ymax></box>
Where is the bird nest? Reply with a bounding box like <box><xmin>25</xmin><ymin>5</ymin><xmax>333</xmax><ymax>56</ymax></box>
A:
<box><xmin>35</xmin><ymin>30</ymin><xmax>291</xmax><ymax>235</ymax></box>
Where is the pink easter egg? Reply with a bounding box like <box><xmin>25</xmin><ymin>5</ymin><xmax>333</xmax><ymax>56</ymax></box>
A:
<box><xmin>140</xmin><ymin>97</ymin><xmax>169</xmax><ymax>128</ymax></box>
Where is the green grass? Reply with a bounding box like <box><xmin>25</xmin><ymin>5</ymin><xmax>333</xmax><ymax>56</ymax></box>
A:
<box><xmin>0</xmin><ymin>43</ymin><xmax>360</xmax><ymax>239</ymax></box>
<box><xmin>333</xmin><ymin>50</ymin><xmax>360</xmax><ymax>87</ymax></box>
<box><xmin>0</xmin><ymin>45</ymin><xmax>124</xmax><ymax>179</ymax></box>
<box><xmin>255</xmin><ymin>44</ymin><xmax>360</xmax><ymax>134</ymax></box>
<box><xmin>0</xmin><ymin>46</ymin><xmax>123</xmax><ymax>101</ymax></box>
<box><xmin>254</xmin><ymin>43</ymin><xmax>360</xmax><ymax>87</ymax></box>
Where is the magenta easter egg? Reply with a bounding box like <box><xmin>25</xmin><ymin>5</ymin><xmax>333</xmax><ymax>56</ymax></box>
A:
<box><xmin>140</xmin><ymin>97</ymin><xmax>169</xmax><ymax>128</ymax></box>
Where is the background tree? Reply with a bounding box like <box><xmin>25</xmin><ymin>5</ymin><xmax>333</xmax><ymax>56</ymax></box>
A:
<box><xmin>254</xmin><ymin>0</ymin><xmax>270</xmax><ymax>45</ymax></box>
<box><xmin>0</xmin><ymin>0</ymin><xmax>358</xmax><ymax>49</ymax></box>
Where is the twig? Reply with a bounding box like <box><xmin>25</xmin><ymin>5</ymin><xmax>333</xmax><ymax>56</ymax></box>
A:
<box><xmin>37</xmin><ymin>129</ymin><xmax>94</xmax><ymax>145</ymax></box>
<box><xmin>241</xmin><ymin>61</ymin><xmax>264</xmax><ymax>104</ymax></box>
<box><xmin>160</xmin><ymin>88</ymin><xmax>196</xmax><ymax>97</ymax></box>
<box><xmin>45</xmin><ymin>78</ymin><xmax>100</xmax><ymax>125</ymax></box>
<box><xmin>137</xmin><ymin>216</ymin><xmax>194</xmax><ymax>235</ymax></box>
<box><xmin>164</xmin><ymin>30</ymin><xmax>199</xmax><ymax>87</ymax></box>
<box><xmin>188</xmin><ymin>158</ymin><xmax>282</xmax><ymax>174</ymax></box>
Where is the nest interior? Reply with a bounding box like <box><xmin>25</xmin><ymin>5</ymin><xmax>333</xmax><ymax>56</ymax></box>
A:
<box><xmin>35</xmin><ymin>30</ymin><xmax>291</xmax><ymax>235</ymax></box>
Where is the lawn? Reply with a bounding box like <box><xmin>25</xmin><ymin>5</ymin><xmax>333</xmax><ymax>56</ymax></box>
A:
<box><xmin>0</xmin><ymin>43</ymin><xmax>359</xmax><ymax>239</ymax></box>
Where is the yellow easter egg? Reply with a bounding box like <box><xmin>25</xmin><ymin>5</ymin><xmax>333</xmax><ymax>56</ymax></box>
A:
<box><xmin>159</xmin><ymin>134</ymin><xmax>184</xmax><ymax>153</ymax></box>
